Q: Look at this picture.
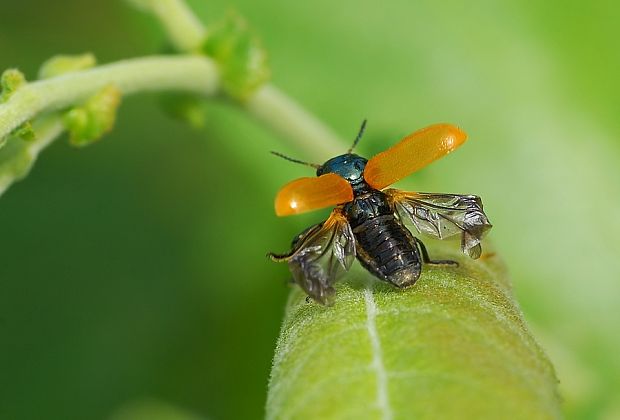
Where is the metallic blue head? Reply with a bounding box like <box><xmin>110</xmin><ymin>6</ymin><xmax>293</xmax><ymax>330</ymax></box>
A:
<box><xmin>317</xmin><ymin>153</ymin><xmax>368</xmax><ymax>185</ymax></box>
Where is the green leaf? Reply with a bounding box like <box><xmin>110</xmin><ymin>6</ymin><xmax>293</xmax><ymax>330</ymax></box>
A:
<box><xmin>63</xmin><ymin>85</ymin><xmax>121</xmax><ymax>147</ymax></box>
<box><xmin>13</xmin><ymin>121</ymin><xmax>36</xmax><ymax>141</ymax></box>
<box><xmin>0</xmin><ymin>120</ymin><xmax>36</xmax><ymax>148</ymax></box>
<box><xmin>0</xmin><ymin>68</ymin><xmax>26</xmax><ymax>103</ymax></box>
<box><xmin>38</xmin><ymin>53</ymin><xmax>97</xmax><ymax>79</ymax></box>
<box><xmin>202</xmin><ymin>11</ymin><xmax>270</xmax><ymax>100</ymax></box>
<box><xmin>267</xmin><ymin>242</ymin><xmax>561</xmax><ymax>419</ymax></box>
<box><xmin>159</xmin><ymin>92</ymin><xmax>207</xmax><ymax>129</ymax></box>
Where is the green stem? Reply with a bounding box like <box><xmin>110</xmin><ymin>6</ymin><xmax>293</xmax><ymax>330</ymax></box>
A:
<box><xmin>0</xmin><ymin>55</ymin><xmax>220</xmax><ymax>196</ymax></box>
<box><xmin>0</xmin><ymin>53</ymin><xmax>344</xmax><ymax>196</ymax></box>
<box><xmin>0</xmin><ymin>55</ymin><xmax>219</xmax><ymax>141</ymax></box>
<box><xmin>0</xmin><ymin>116</ymin><xmax>64</xmax><ymax>195</ymax></box>
<box><xmin>0</xmin><ymin>0</ymin><xmax>348</xmax><ymax>196</ymax></box>
<box><xmin>129</xmin><ymin>0</ymin><xmax>346</xmax><ymax>160</ymax></box>
<box><xmin>127</xmin><ymin>0</ymin><xmax>207</xmax><ymax>51</ymax></box>
<box><xmin>246</xmin><ymin>85</ymin><xmax>344</xmax><ymax>159</ymax></box>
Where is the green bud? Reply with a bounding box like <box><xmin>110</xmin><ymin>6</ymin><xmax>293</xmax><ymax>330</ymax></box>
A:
<box><xmin>63</xmin><ymin>85</ymin><xmax>122</xmax><ymax>147</ymax></box>
<box><xmin>38</xmin><ymin>53</ymin><xmax>97</xmax><ymax>79</ymax></box>
<box><xmin>202</xmin><ymin>11</ymin><xmax>270</xmax><ymax>100</ymax></box>
<box><xmin>0</xmin><ymin>69</ymin><xmax>27</xmax><ymax>103</ymax></box>
<box><xmin>13</xmin><ymin>121</ymin><xmax>36</xmax><ymax>141</ymax></box>
<box><xmin>159</xmin><ymin>92</ymin><xmax>206</xmax><ymax>129</ymax></box>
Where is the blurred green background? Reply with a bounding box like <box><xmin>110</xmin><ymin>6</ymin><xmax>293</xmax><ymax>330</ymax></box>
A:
<box><xmin>1</xmin><ymin>1</ymin><xmax>619</xmax><ymax>419</ymax></box>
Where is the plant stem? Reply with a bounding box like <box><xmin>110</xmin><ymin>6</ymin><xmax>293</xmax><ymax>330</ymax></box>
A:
<box><xmin>246</xmin><ymin>85</ymin><xmax>344</xmax><ymax>159</ymax></box>
<box><xmin>127</xmin><ymin>0</ymin><xmax>207</xmax><ymax>51</ymax></box>
<box><xmin>0</xmin><ymin>116</ymin><xmax>64</xmax><ymax>196</ymax></box>
<box><xmin>1</xmin><ymin>0</ymin><xmax>347</xmax><ymax>195</ymax></box>
<box><xmin>130</xmin><ymin>0</ymin><xmax>347</xmax><ymax>159</ymax></box>
<box><xmin>0</xmin><ymin>55</ymin><xmax>219</xmax><ymax>141</ymax></box>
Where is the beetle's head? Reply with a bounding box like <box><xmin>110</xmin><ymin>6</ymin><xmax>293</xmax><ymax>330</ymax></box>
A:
<box><xmin>316</xmin><ymin>153</ymin><xmax>368</xmax><ymax>185</ymax></box>
<box><xmin>271</xmin><ymin>119</ymin><xmax>369</xmax><ymax>186</ymax></box>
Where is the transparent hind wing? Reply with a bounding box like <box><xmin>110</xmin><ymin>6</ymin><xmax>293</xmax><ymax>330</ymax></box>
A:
<box><xmin>269</xmin><ymin>209</ymin><xmax>356</xmax><ymax>304</ymax></box>
<box><xmin>386</xmin><ymin>189</ymin><xmax>492</xmax><ymax>259</ymax></box>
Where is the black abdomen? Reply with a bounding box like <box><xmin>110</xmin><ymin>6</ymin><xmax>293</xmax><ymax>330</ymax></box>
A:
<box><xmin>344</xmin><ymin>190</ymin><xmax>422</xmax><ymax>287</ymax></box>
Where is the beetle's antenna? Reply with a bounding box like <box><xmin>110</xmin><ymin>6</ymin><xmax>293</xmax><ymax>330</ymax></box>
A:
<box><xmin>270</xmin><ymin>151</ymin><xmax>321</xmax><ymax>169</ymax></box>
<box><xmin>348</xmin><ymin>119</ymin><xmax>367</xmax><ymax>153</ymax></box>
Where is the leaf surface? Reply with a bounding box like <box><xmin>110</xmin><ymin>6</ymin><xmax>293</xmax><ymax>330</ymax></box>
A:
<box><xmin>267</xmin><ymin>241</ymin><xmax>561</xmax><ymax>420</ymax></box>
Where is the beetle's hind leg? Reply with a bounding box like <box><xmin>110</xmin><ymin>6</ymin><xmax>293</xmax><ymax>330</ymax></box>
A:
<box><xmin>415</xmin><ymin>238</ymin><xmax>459</xmax><ymax>267</ymax></box>
<box><xmin>267</xmin><ymin>223</ymin><xmax>325</xmax><ymax>262</ymax></box>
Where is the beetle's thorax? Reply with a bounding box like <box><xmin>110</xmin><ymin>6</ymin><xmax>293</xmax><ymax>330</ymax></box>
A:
<box><xmin>316</xmin><ymin>153</ymin><xmax>371</xmax><ymax>196</ymax></box>
<box><xmin>342</xmin><ymin>190</ymin><xmax>392</xmax><ymax>228</ymax></box>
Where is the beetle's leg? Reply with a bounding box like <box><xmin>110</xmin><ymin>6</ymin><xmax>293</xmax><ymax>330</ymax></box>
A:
<box><xmin>267</xmin><ymin>250</ymin><xmax>295</xmax><ymax>261</ymax></box>
<box><xmin>415</xmin><ymin>237</ymin><xmax>458</xmax><ymax>266</ymax></box>
<box><xmin>267</xmin><ymin>223</ymin><xmax>325</xmax><ymax>262</ymax></box>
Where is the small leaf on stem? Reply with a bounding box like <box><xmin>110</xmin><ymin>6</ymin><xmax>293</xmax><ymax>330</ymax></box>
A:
<box><xmin>38</xmin><ymin>53</ymin><xmax>97</xmax><ymax>79</ymax></box>
<box><xmin>159</xmin><ymin>92</ymin><xmax>207</xmax><ymax>129</ymax></box>
<box><xmin>13</xmin><ymin>121</ymin><xmax>36</xmax><ymax>141</ymax></box>
<box><xmin>63</xmin><ymin>85</ymin><xmax>122</xmax><ymax>147</ymax></box>
<box><xmin>202</xmin><ymin>11</ymin><xmax>270</xmax><ymax>100</ymax></box>
<box><xmin>0</xmin><ymin>69</ymin><xmax>26</xmax><ymax>103</ymax></box>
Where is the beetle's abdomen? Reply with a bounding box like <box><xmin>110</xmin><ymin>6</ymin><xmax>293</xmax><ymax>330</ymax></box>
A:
<box><xmin>353</xmin><ymin>214</ymin><xmax>422</xmax><ymax>287</ymax></box>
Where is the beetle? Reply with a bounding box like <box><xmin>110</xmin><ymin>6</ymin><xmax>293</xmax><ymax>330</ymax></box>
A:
<box><xmin>269</xmin><ymin>121</ymin><xmax>492</xmax><ymax>304</ymax></box>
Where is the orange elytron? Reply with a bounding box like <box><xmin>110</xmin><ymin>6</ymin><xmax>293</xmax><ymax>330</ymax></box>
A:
<box><xmin>275</xmin><ymin>173</ymin><xmax>353</xmax><ymax>216</ymax></box>
<box><xmin>269</xmin><ymin>121</ymin><xmax>492</xmax><ymax>304</ymax></box>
